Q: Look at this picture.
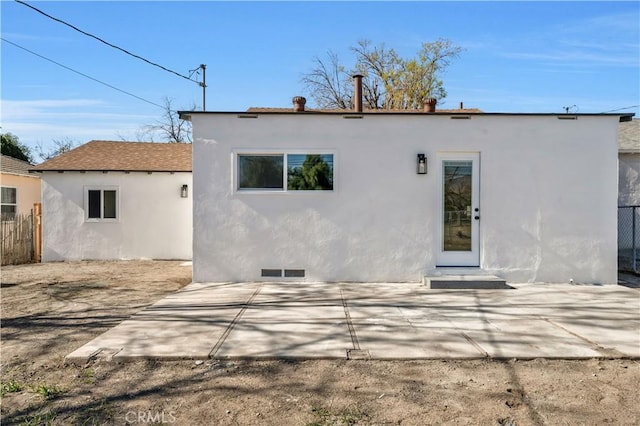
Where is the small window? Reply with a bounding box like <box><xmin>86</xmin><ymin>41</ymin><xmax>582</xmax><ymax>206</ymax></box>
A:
<box><xmin>86</xmin><ymin>187</ymin><xmax>118</xmax><ymax>220</ymax></box>
<box><xmin>237</xmin><ymin>153</ymin><xmax>334</xmax><ymax>191</ymax></box>
<box><xmin>1</xmin><ymin>187</ymin><xmax>17</xmax><ymax>220</ymax></box>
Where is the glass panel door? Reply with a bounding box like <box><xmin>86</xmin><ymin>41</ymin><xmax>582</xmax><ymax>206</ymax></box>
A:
<box><xmin>436</xmin><ymin>153</ymin><xmax>480</xmax><ymax>266</ymax></box>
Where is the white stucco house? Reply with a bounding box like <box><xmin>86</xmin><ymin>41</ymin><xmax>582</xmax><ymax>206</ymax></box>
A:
<box><xmin>31</xmin><ymin>141</ymin><xmax>192</xmax><ymax>262</ymax></box>
<box><xmin>180</xmin><ymin>97</ymin><xmax>632</xmax><ymax>285</ymax></box>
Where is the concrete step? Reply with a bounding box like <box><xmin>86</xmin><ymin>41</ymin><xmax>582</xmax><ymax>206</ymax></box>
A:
<box><xmin>424</xmin><ymin>274</ymin><xmax>510</xmax><ymax>289</ymax></box>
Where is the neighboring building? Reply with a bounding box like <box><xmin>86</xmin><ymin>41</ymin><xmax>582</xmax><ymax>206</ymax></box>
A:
<box><xmin>31</xmin><ymin>141</ymin><xmax>192</xmax><ymax>262</ymax></box>
<box><xmin>617</xmin><ymin>119</ymin><xmax>640</xmax><ymax>271</ymax></box>
<box><xmin>618</xmin><ymin>119</ymin><xmax>640</xmax><ymax>206</ymax></box>
<box><xmin>181</xmin><ymin>94</ymin><xmax>632</xmax><ymax>285</ymax></box>
<box><xmin>0</xmin><ymin>154</ymin><xmax>41</xmax><ymax>220</ymax></box>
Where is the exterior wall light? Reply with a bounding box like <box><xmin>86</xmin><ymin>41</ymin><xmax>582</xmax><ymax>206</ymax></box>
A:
<box><xmin>417</xmin><ymin>154</ymin><xmax>427</xmax><ymax>174</ymax></box>
<box><xmin>181</xmin><ymin>184</ymin><xmax>188</xmax><ymax>198</ymax></box>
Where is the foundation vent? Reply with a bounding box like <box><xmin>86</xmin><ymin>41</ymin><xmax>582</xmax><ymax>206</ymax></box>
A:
<box><xmin>284</xmin><ymin>269</ymin><xmax>305</xmax><ymax>278</ymax></box>
<box><xmin>260</xmin><ymin>269</ymin><xmax>306</xmax><ymax>278</ymax></box>
<box><xmin>261</xmin><ymin>269</ymin><xmax>282</xmax><ymax>278</ymax></box>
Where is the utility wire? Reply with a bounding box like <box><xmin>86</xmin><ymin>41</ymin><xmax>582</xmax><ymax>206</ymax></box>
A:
<box><xmin>599</xmin><ymin>105</ymin><xmax>639</xmax><ymax>113</ymax></box>
<box><xmin>15</xmin><ymin>0</ymin><xmax>199</xmax><ymax>84</ymax></box>
<box><xmin>2</xmin><ymin>37</ymin><xmax>166</xmax><ymax>110</ymax></box>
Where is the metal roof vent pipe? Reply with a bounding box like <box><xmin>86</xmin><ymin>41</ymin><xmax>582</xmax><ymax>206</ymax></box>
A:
<box><xmin>424</xmin><ymin>98</ymin><xmax>437</xmax><ymax>113</ymax></box>
<box><xmin>292</xmin><ymin>96</ymin><xmax>306</xmax><ymax>112</ymax></box>
<box><xmin>352</xmin><ymin>74</ymin><xmax>363</xmax><ymax>112</ymax></box>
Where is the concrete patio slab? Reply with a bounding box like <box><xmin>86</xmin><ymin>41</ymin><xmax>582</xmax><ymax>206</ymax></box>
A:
<box><xmin>213</xmin><ymin>284</ymin><xmax>352</xmax><ymax>358</ymax></box>
<box><xmin>351</xmin><ymin>316</ymin><xmax>487</xmax><ymax>359</ymax></box>
<box><xmin>214</xmin><ymin>319</ymin><xmax>351</xmax><ymax>359</ymax></box>
<box><xmin>66</xmin><ymin>282</ymin><xmax>259</xmax><ymax>361</ymax></box>
<box><xmin>547</xmin><ymin>318</ymin><xmax>640</xmax><ymax>357</ymax></box>
<box><xmin>448</xmin><ymin>318</ymin><xmax>603</xmax><ymax>358</ymax></box>
<box><xmin>66</xmin><ymin>281</ymin><xmax>640</xmax><ymax>362</ymax></box>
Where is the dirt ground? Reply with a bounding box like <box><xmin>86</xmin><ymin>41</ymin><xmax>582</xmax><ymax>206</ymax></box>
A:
<box><xmin>1</xmin><ymin>261</ymin><xmax>638</xmax><ymax>425</ymax></box>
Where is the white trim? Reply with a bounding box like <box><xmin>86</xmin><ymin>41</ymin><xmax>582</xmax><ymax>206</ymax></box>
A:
<box><xmin>83</xmin><ymin>185</ymin><xmax>120</xmax><ymax>222</ymax></box>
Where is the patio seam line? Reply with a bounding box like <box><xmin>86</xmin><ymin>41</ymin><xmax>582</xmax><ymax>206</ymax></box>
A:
<box><xmin>539</xmin><ymin>316</ymin><xmax>628</xmax><ymax>357</ymax></box>
<box><xmin>444</xmin><ymin>316</ymin><xmax>490</xmax><ymax>357</ymax></box>
<box><xmin>208</xmin><ymin>284</ymin><xmax>263</xmax><ymax>358</ymax></box>
<box><xmin>457</xmin><ymin>330</ymin><xmax>491</xmax><ymax>357</ymax></box>
<box><xmin>340</xmin><ymin>288</ymin><xmax>360</xmax><ymax>350</ymax></box>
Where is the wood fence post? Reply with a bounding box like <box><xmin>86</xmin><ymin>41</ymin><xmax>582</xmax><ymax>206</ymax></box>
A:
<box><xmin>34</xmin><ymin>202</ymin><xmax>42</xmax><ymax>262</ymax></box>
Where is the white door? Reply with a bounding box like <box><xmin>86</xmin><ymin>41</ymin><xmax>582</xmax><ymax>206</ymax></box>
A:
<box><xmin>436</xmin><ymin>153</ymin><xmax>480</xmax><ymax>266</ymax></box>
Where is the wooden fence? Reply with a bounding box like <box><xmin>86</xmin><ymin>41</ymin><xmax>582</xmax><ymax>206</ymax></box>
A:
<box><xmin>1</xmin><ymin>203</ymin><xmax>42</xmax><ymax>265</ymax></box>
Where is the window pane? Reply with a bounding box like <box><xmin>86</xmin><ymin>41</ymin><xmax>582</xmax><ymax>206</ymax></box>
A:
<box><xmin>88</xmin><ymin>190</ymin><xmax>101</xmax><ymax>218</ymax></box>
<box><xmin>1</xmin><ymin>187</ymin><xmax>16</xmax><ymax>204</ymax></box>
<box><xmin>287</xmin><ymin>154</ymin><xmax>334</xmax><ymax>190</ymax></box>
<box><xmin>443</xmin><ymin>160</ymin><xmax>472</xmax><ymax>251</ymax></box>
<box><xmin>1</xmin><ymin>205</ymin><xmax>16</xmax><ymax>220</ymax></box>
<box><xmin>238</xmin><ymin>155</ymin><xmax>284</xmax><ymax>189</ymax></box>
<box><xmin>103</xmin><ymin>190</ymin><xmax>117</xmax><ymax>219</ymax></box>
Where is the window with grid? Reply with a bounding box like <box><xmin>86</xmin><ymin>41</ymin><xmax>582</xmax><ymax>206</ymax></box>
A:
<box><xmin>1</xmin><ymin>187</ymin><xmax>17</xmax><ymax>220</ymax></box>
<box><xmin>85</xmin><ymin>187</ymin><xmax>118</xmax><ymax>220</ymax></box>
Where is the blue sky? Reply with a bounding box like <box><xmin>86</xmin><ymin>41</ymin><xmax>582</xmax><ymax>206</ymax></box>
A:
<box><xmin>1</xmin><ymin>1</ymin><xmax>638</xmax><ymax>160</ymax></box>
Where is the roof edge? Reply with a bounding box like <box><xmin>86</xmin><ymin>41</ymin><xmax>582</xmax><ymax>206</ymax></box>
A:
<box><xmin>179</xmin><ymin>111</ymin><xmax>634</xmax><ymax>122</ymax></box>
<box><xmin>2</xmin><ymin>170</ymin><xmax>41</xmax><ymax>178</ymax></box>
<box><xmin>30</xmin><ymin>169</ymin><xmax>192</xmax><ymax>173</ymax></box>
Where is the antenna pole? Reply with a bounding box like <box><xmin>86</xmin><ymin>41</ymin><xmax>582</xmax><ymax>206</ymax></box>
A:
<box><xmin>200</xmin><ymin>64</ymin><xmax>206</xmax><ymax>111</ymax></box>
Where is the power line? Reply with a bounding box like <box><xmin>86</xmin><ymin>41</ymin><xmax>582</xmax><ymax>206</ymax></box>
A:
<box><xmin>599</xmin><ymin>105</ymin><xmax>640</xmax><ymax>113</ymax></box>
<box><xmin>15</xmin><ymin>0</ymin><xmax>199</xmax><ymax>84</ymax></box>
<box><xmin>1</xmin><ymin>37</ymin><xmax>166</xmax><ymax>110</ymax></box>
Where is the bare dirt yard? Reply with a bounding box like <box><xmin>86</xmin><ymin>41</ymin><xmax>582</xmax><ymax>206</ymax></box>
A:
<box><xmin>1</xmin><ymin>261</ymin><xmax>639</xmax><ymax>425</ymax></box>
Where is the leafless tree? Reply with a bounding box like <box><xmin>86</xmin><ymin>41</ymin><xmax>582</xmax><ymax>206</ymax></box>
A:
<box><xmin>140</xmin><ymin>97</ymin><xmax>194</xmax><ymax>143</ymax></box>
<box><xmin>301</xmin><ymin>51</ymin><xmax>352</xmax><ymax>110</ymax></box>
<box><xmin>34</xmin><ymin>137</ymin><xmax>79</xmax><ymax>162</ymax></box>
<box><xmin>301</xmin><ymin>39</ymin><xmax>463</xmax><ymax>110</ymax></box>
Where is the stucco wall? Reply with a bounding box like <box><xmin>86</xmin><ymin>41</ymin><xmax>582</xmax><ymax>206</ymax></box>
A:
<box><xmin>192</xmin><ymin>114</ymin><xmax>620</xmax><ymax>284</ymax></box>
<box><xmin>41</xmin><ymin>172</ymin><xmax>192</xmax><ymax>261</ymax></box>
<box><xmin>1</xmin><ymin>173</ymin><xmax>41</xmax><ymax>216</ymax></box>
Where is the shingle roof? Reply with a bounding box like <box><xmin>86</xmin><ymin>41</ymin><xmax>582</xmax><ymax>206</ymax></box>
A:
<box><xmin>30</xmin><ymin>141</ymin><xmax>192</xmax><ymax>172</ymax></box>
<box><xmin>619</xmin><ymin>119</ymin><xmax>639</xmax><ymax>153</ymax></box>
<box><xmin>1</xmin><ymin>154</ymin><xmax>35</xmax><ymax>176</ymax></box>
<box><xmin>246</xmin><ymin>107</ymin><xmax>483</xmax><ymax>113</ymax></box>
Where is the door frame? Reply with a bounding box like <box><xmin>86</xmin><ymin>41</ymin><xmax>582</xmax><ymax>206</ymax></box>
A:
<box><xmin>435</xmin><ymin>152</ymin><xmax>481</xmax><ymax>267</ymax></box>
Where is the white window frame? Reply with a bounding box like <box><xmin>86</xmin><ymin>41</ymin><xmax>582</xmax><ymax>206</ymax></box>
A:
<box><xmin>1</xmin><ymin>186</ymin><xmax>18</xmax><ymax>220</ymax></box>
<box><xmin>84</xmin><ymin>186</ymin><xmax>119</xmax><ymax>222</ymax></box>
<box><xmin>232</xmin><ymin>149</ymin><xmax>336</xmax><ymax>194</ymax></box>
